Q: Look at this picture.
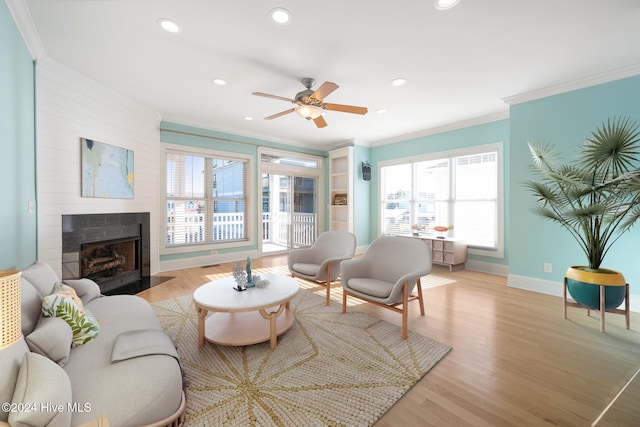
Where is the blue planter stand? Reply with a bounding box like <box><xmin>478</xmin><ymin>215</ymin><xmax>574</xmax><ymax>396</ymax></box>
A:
<box><xmin>563</xmin><ymin>277</ymin><xmax>630</xmax><ymax>333</ymax></box>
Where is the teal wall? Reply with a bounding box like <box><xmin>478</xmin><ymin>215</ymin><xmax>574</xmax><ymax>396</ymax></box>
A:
<box><xmin>159</xmin><ymin>121</ymin><xmax>327</xmax><ymax>263</ymax></box>
<box><xmin>509</xmin><ymin>75</ymin><xmax>640</xmax><ymax>297</ymax></box>
<box><xmin>1</xmin><ymin>2</ymin><xmax>37</xmax><ymax>270</ymax></box>
<box><xmin>368</xmin><ymin>120</ymin><xmax>511</xmax><ymax>265</ymax></box>
<box><xmin>353</xmin><ymin>144</ymin><xmax>371</xmax><ymax>246</ymax></box>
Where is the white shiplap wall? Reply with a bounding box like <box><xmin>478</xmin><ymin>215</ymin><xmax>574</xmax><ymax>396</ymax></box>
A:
<box><xmin>35</xmin><ymin>58</ymin><xmax>161</xmax><ymax>278</ymax></box>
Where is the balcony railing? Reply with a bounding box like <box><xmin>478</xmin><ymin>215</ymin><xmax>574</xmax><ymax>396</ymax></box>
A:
<box><xmin>167</xmin><ymin>212</ymin><xmax>316</xmax><ymax>248</ymax></box>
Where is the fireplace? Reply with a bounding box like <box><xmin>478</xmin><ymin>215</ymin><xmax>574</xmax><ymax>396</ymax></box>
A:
<box><xmin>62</xmin><ymin>213</ymin><xmax>150</xmax><ymax>295</ymax></box>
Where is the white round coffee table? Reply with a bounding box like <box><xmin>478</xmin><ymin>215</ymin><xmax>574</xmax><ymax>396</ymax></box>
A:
<box><xmin>193</xmin><ymin>273</ymin><xmax>299</xmax><ymax>349</ymax></box>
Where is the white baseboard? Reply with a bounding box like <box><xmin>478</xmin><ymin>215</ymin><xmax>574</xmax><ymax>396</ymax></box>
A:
<box><xmin>159</xmin><ymin>249</ymin><xmax>259</xmax><ymax>273</ymax></box>
<box><xmin>466</xmin><ymin>260</ymin><xmax>509</xmax><ymax>276</ymax></box>
<box><xmin>508</xmin><ymin>274</ymin><xmax>640</xmax><ymax>313</ymax></box>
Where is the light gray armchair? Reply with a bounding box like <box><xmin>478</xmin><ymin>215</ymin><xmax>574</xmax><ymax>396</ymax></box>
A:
<box><xmin>340</xmin><ymin>236</ymin><xmax>432</xmax><ymax>339</ymax></box>
<box><xmin>288</xmin><ymin>231</ymin><xmax>356</xmax><ymax>305</ymax></box>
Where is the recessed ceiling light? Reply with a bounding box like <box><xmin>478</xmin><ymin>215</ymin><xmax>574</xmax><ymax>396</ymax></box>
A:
<box><xmin>212</xmin><ymin>78</ymin><xmax>227</xmax><ymax>86</ymax></box>
<box><xmin>391</xmin><ymin>78</ymin><xmax>407</xmax><ymax>87</ymax></box>
<box><xmin>376</xmin><ymin>109</ymin><xmax>388</xmax><ymax>114</ymax></box>
<box><xmin>157</xmin><ymin>18</ymin><xmax>181</xmax><ymax>33</ymax></box>
<box><xmin>244</xmin><ymin>116</ymin><xmax>253</xmax><ymax>121</ymax></box>
<box><xmin>435</xmin><ymin>0</ymin><xmax>460</xmax><ymax>10</ymax></box>
<box><xmin>270</xmin><ymin>8</ymin><xmax>291</xmax><ymax>24</ymax></box>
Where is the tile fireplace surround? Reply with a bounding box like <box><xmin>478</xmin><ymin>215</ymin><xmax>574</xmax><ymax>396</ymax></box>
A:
<box><xmin>61</xmin><ymin>212</ymin><xmax>151</xmax><ymax>295</ymax></box>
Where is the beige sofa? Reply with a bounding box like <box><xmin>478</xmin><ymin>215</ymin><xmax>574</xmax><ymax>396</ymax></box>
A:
<box><xmin>0</xmin><ymin>261</ymin><xmax>185</xmax><ymax>427</ymax></box>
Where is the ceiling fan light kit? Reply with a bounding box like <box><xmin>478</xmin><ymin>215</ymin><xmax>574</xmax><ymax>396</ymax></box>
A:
<box><xmin>295</xmin><ymin>105</ymin><xmax>324</xmax><ymax>120</ymax></box>
<box><xmin>253</xmin><ymin>78</ymin><xmax>368</xmax><ymax>128</ymax></box>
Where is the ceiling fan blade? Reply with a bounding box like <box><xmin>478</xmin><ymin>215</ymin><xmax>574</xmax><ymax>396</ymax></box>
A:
<box><xmin>324</xmin><ymin>103</ymin><xmax>368</xmax><ymax>115</ymax></box>
<box><xmin>265</xmin><ymin>108</ymin><xmax>295</xmax><ymax>120</ymax></box>
<box><xmin>253</xmin><ymin>92</ymin><xmax>295</xmax><ymax>103</ymax></box>
<box><xmin>310</xmin><ymin>82</ymin><xmax>339</xmax><ymax>102</ymax></box>
<box><xmin>313</xmin><ymin>115</ymin><xmax>328</xmax><ymax>128</ymax></box>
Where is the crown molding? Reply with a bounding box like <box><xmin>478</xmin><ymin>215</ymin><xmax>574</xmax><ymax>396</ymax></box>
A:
<box><xmin>5</xmin><ymin>0</ymin><xmax>45</xmax><ymax>59</ymax></box>
<box><xmin>367</xmin><ymin>111</ymin><xmax>510</xmax><ymax>148</ymax></box>
<box><xmin>503</xmin><ymin>64</ymin><xmax>640</xmax><ymax>106</ymax></box>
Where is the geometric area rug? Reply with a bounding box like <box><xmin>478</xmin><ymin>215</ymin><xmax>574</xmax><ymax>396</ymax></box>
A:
<box><xmin>151</xmin><ymin>288</ymin><xmax>451</xmax><ymax>426</ymax></box>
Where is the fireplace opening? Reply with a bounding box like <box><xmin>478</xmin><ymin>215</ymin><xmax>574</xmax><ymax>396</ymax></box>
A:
<box><xmin>62</xmin><ymin>213</ymin><xmax>151</xmax><ymax>296</ymax></box>
<box><xmin>80</xmin><ymin>237</ymin><xmax>141</xmax><ymax>294</ymax></box>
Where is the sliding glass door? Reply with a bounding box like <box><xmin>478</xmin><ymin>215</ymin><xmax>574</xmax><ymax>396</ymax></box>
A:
<box><xmin>261</xmin><ymin>174</ymin><xmax>317</xmax><ymax>253</ymax></box>
<box><xmin>259</xmin><ymin>148</ymin><xmax>323</xmax><ymax>255</ymax></box>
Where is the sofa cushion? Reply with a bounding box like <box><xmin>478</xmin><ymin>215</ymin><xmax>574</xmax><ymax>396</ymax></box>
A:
<box><xmin>65</xmin><ymin>295</ymin><xmax>184</xmax><ymax>426</ymax></box>
<box><xmin>26</xmin><ymin>317</ymin><xmax>73</xmax><ymax>366</ymax></box>
<box><xmin>20</xmin><ymin>277</ymin><xmax>44</xmax><ymax>336</ymax></box>
<box><xmin>20</xmin><ymin>260</ymin><xmax>60</xmax><ymax>297</ymax></box>
<box><xmin>42</xmin><ymin>283</ymin><xmax>100</xmax><ymax>346</ymax></box>
<box><xmin>9</xmin><ymin>352</ymin><xmax>72</xmax><ymax>427</ymax></box>
<box><xmin>0</xmin><ymin>339</ymin><xmax>29</xmax><ymax>423</ymax></box>
<box><xmin>63</xmin><ymin>278</ymin><xmax>101</xmax><ymax>305</ymax></box>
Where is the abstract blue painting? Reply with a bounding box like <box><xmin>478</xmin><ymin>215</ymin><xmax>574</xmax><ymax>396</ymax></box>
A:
<box><xmin>81</xmin><ymin>138</ymin><xmax>134</xmax><ymax>199</ymax></box>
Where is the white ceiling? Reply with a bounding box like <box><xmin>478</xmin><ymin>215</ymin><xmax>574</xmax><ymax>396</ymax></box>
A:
<box><xmin>12</xmin><ymin>0</ymin><xmax>640</xmax><ymax>150</ymax></box>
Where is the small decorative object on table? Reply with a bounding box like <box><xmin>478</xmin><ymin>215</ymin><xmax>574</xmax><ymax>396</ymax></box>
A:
<box><xmin>246</xmin><ymin>256</ymin><xmax>252</xmax><ymax>283</ymax></box>
<box><xmin>233</xmin><ymin>257</ymin><xmax>270</xmax><ymax>291</ymax></box>
<box><xmin>255</xmin><ymin>275</ymin><xmax>270</xmax><ymax>288</ymax></box>
<box><xmin>434</xmin><ymin>225</ymin><xmax>453</xmax><ymax>239</ymax></box>
<box><xmin>411</xmin><ymin>224</ymin><xmax>427</xmax><ymax>236</ymax></box>
<box><xmin>232</xmin><ymin>262</ymin><xmax>247</xmax><ymax>291</ymax></box>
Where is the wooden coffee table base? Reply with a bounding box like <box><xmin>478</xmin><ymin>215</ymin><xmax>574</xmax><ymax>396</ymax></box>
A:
<box><xmin>197</xmin><ymin>304</ymin><xmax>295</xmax><ymax>349</ymax></box>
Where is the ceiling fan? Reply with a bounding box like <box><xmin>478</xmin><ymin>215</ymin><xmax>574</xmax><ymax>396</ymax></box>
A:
<box><xmin>252</xmin><ymin>78</ymin><xmax>368</xmax><ymax>128</ymax></box>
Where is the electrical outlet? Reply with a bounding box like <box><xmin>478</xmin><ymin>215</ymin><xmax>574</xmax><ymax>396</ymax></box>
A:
<box><xmin>543</xmin><ymin>263</ymin><xmax>552</xmax><ymax>273</ymax></box>
<box><xmin>210</xmin><ymin>250</ymin><xmax>217</xmax><ymax>256</ymax></box>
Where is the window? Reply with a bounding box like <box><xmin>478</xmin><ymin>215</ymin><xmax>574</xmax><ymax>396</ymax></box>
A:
<box><xmin>165</xmin><ymin>147</ymin><xmax>251</xmax><ymax>252</ymax></box>
<box><xmin>380</xmin><ymin>143</ymin><xmax>503</xmax><ymax>255</ymax></box>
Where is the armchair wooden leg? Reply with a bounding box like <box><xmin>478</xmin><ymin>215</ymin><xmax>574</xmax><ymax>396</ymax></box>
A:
<box><xmin>342</xmin><ymin>289</ymin><xmax>347</xmax><ymax>313</ymax></box>
<box><xmin>417</xmin><ymin>278</ymin><xmax>425</xmax><ymax>316</ymax></box>
<box><xmin>325</xmin><ymin>264</ymin><xmax>331</xmax><ymax>306</ymax></box>
<box><xmin>402</xmin><ymin>281</ymin><xmax>409</xmax><ymax>339</ymax></box>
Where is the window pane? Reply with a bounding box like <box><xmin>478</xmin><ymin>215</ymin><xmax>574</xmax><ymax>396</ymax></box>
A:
<box><xmin>381</xmin><ymin>164</ymin><xmax>411</xmax><ymax>235</ymax></box>
<box><xmin>379</xmin><ymin>147</ymin><xmax>500</xmax><ymax>250</ymax></box>
<box><xmin>455</xmin><ymin>153</ymin><xmax>497</xmax><ymax>199</ymax></box>
<box><xmin>212</xmin><ymin>159</ymin><xmax>245</xmax><ymax>198</ymax></box>
<box><xmin>416</xmin><ymin>160</ymin><xmax>450</xmax><ymax>228</ymax></box>
<box><xmin>454</xmin><ymin>201</ymin><xmax>496</xmax><ymax>248</ymax></box>
<box><xmin>213</xmin><ymin>202</ymin><xmax>245</xmax><ymax>241</ymax></box>
<box><xmin>454</xmin><ymin>152</ymin><xmax>497</xmax><ymax>247</ymax></box>
<box><xmin>166</xmin><ymin>153</ymin><xmax>204</xmax><ymax>198</ymax></box>
<box><xmin>417</xmin><ymin>160</ymin><xmax>450</xmax><ymax>200</ymax></box>
<box><xmin>166</xmin><ymin>200</ymin><xmax>205</xmax><ymax>244</ymax></box>
<box><xmin>166</xmin><ymin>149</ymin><xmax>249</xmax><ymax>249</ymax></box>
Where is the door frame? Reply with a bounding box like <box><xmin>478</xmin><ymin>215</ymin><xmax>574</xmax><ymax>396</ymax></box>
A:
<box><xmin>257</xmin><ymin>147</ymin><xmax>325</xmax><ymax>256</ymax></box>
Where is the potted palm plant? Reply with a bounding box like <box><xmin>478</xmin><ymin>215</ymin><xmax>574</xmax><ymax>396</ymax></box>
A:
<box><xmin>525</xmin><ymin>117</ymin><xmax>640</xmax><ymax>310</ymax></box>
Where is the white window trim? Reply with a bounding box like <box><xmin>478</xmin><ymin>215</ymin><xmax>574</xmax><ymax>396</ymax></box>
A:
<box><xmin>161</xmin><ymin>143</ymin><xmax>255</xmax><ymax>255</ymax></box>
<box><xmin>378</xmin><ymin>142</ymin><xmax>504</xmax><ymax>258</ymax></box>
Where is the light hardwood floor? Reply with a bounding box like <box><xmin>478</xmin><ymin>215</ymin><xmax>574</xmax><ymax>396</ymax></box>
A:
<box><xmin>137</xmin><ymin>255</ymin><xmax>640</xmax><ymax>427</ymax></box>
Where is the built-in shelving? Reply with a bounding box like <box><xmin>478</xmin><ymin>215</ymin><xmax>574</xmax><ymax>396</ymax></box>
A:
<box><xmin>329</xmin><ymin>147</ymin><xmax>354</xmax><ymax>232</ymax></box>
